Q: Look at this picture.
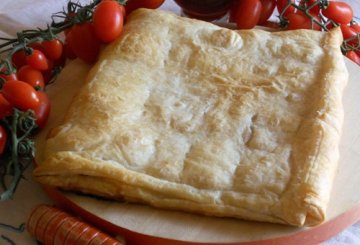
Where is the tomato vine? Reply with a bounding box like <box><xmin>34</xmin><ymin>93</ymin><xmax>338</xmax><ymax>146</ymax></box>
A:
<box><xmin>277</xmin><ymin>0</ymin><xmax>360</xmax><ymax>55</ymax></box>
<box><xmin>230</xmin><ymin>0</ymin><xmax>360</xmax><ymax>63</ymax></box>
<box><xmin>0</xmin><ymin>109</ymin><xmax>36</xmax><ymax>200</ymax></box>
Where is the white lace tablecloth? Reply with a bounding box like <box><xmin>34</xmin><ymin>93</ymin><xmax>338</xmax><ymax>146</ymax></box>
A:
<box><xmin>0</xmin><ymin>0</ymin><xmax>359</xmax><ymax>244</ymax></box>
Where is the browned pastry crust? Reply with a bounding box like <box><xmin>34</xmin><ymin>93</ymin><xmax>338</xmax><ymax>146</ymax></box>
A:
<box><xmin>33</xmin><ymin>9</ymin><xmax>348</xmax><ymax>226</ymax></box>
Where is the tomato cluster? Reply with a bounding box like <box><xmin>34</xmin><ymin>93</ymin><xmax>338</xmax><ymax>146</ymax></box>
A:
<box><xmin>64</xmin><ymin>0</ymin><xmax>124</xmax><ymax>64</ymax></box>
<box><xmin>0</xmin><ymin>41</ymin><xmax>60</xmax><ymax>154</ymax></box>
<box><xmin>1</xmin><ymin>38</ymin><xmax>65</xmax><ymax>127</ymax></box>
<box><xmin>230</xmin><ymin>0</ymin><xmax>276</xmax><ymax>29</ymax></box>
<box><xmin>229</xmin><ymin>0</ymin><xmax>360</xmax><ymax>66</ymax></box>
<box><xmin>65</xmin><ymin>0</ymin><xmax>165</xmax><ymax>64</ymax></box>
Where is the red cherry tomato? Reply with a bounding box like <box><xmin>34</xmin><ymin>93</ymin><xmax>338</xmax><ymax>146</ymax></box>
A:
<box><xmin>277</xmin><ymin>0</ymin><xmax>296</xmax><ymax>17</ymax></box>
<box><xmin>12</xmin><ymin>50</ymin><xmax>27</xmax><ymax>69</ymax></box>
<box><xmin>286</xmin><ymin>13</ymin><xmax>310</xmax><ymax>30</ymax></box>
<box><xmin>63</xmin><ymin>39</ymin><xmax>77</xmax><ymax>60</ymax></box>
<box><xmin>340</xmin><ymin>24</ymin><xmax>357</xmax><ymax>39</ymax></box>
<box><xmin>232</xmin><ymin>0</ymin><xmax>262</xmax><ymax>29</ymax></box>
<box><xmin>93</xmin><ymin>0</ymin><xmax>124</xmax><ymax>43</ymax></box>
<box><xmin>286</xmin><ymin>12</ymin><xmax>321</xmax><ymax>31</ymax></box>
<box><xmin>120</xmin><ymin>4</ymin><xmax>126</xmax><ymax>17</ymax></box>
<box><xmin>17</xmin><ymin>65</ymin><xmax>45</xmax><ymax>90</ymax></box>
<box><xmin>0</xmin><ymin>94</ymin><xmax>13</xmax><ymax>119</ymax></box>
<box><xmin>346</xmin><ymin>51</ymin><xmax>360</xmax><ymax>66</ymax></box>
<box><xmin>29</xmin><ymin>42</ymin><xmax>46</xmax><ymax>54</ymax></box>
<box><xmin>351</xmin><ymin>24</ymin><xmax>360</xmax><ymax>34</ymax></box>
<box><xmin>340</xmin><ymin>24</ymin><xmax>359</xmax><ymax>48</ymax></box>
<box><xmin>2</xmin><ymin>80</ymin><xmax>40</xmax><ymax>111</ymax></box>
<box><xmin>229</xmin><ymin>0</ymin><xmax>240</xmax><ymax>23</ymax></box>
<box><xmin>258</xmin><ymin>0</ymin><xmax>276</xmax><ymax>25</ymax></box>
<box><xmin>53</xmin><ymin>43</ymin><xmax>67</xmax><ymax>68</ymax></box>
<box><xmin>43</xmin><ymin>60</ymin><xmax>56</xmax><ymax>85</ymax></box>
<box><xmin>67</xmin><ymin>23</ymin><xmax>100</xmax><ymax>64</ymax></box>
<box><xmin>64</xmin><ymin>12</ymin><xmax>77</xmax><ymax>36</ymax></box>
<box><xmin>350</xmin><ymin>25</ymin><xmax>360</xmax><ymax>49</ymax></box>
<box><xmin>26</xmin><ymin>49</ymin><xmax>49</xmax><ymax>71</ymax></box>
<box><xmin>125</xmin><ymin>0</ymin><xmax>165</xmax><ymax>14</ymax></box>
<box><xmin>0</xmin><ymin>125</ymin><xmax>7</xmax><ymax>155</ymax></box>
<box><xmin>0</xmin><ymin>72</ymin><xmax>17</xmax><ymax>82</ymax></box>
<box><xmin>33</xmin><ymin>91</ymin><xmax>51</xmax><ymax>129</ymax></box>
<box><xmin>42</xmin><ymin>39</ymin><xmax>64</xmax><ymax>61</ymax></box>
<box><xmin>322</xmin><ymin>1</ymin><xmax>353</xmax><ymax>25</ymax></box>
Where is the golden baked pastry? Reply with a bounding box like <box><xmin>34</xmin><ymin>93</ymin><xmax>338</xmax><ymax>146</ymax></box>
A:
<box><xmin>33</xmin><ymin>9</ymin><xmax>348</xmax><ymax>227</ymax></box>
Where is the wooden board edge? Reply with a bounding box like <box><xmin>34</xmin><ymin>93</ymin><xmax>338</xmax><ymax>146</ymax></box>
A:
<box><xmin>42</xmin><ymin>186</ymin><xmax>360</xmax><ymax>245</ymax></box>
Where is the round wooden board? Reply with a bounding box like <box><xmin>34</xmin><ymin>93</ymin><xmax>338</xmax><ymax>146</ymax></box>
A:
<box><xmin>44</xmin><ymin>187</ymin><xmax>360</xmax><ymax>245</ymax></box>
<box><xmin>37</xmin><ymin>59</ymin><xmax>360</xmax><ymax>245</ymax></box>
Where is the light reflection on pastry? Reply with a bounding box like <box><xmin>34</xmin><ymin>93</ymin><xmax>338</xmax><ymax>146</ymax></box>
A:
<box><xmin>33</xmin><ymin>9</ymin><xmax>348</xmax><ymax>227</ymax></box>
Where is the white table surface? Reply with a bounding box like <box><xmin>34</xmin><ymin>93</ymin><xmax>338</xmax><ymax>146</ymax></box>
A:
<box><xmin>0</xmin><ymin>0</ymin><xmax>359</xmax><ymax>244</ymax></box>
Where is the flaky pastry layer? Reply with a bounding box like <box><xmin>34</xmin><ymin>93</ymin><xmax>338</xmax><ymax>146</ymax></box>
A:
<box><xmin>33</xmin><ymin>9</ymin><xmax>348</xmax><ymax>226</ymax></box>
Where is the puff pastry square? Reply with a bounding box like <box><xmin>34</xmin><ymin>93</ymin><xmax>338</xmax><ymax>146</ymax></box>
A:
<box><xmin>33</xmin><ymin>9</ymin><xmax>348</xmax><ymax>226</ymax></box>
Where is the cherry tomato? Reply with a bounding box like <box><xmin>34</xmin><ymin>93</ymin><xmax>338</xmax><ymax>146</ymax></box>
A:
<box><xmin>351</xmin><ymin>24</ymin><xmax>360</xmax><ymax>34</ymax></box>
<box><xmin>346</xmin><ymin>51</ymin><xmax>360</xmax><ymax>66</ymax></box>
<box><xmin>29</xmin><ymin>42</ymin><xmax>46</xmax><ymax>54</ymax></box>
<box><xmin>53</xmin><ymin>44</ymin><xmax>67</xmax><ymax>68</ymax></box>
<box><xmin>125</xmin><ymin>0</ymin><xmax>165</xmax><ymax>14</ymax></box>
<box><xmin>0</xmin><ymin>94</ymin><xmax>13</xmax><ymax>119</ymax></box>
<box><xmin>93</xmin><ymin>0</ymin><xmax>124</xmax><ymax>43</ymax></box>
<box><xmin>64</xmin><ymin>12</ymin><xmax>77</xmax><ymax>36</ymax></box>
<box><xmin>258</xmin><ymin>0</ymin><xmax>276</xmax><ymax>25</ymax></box>
<box><xmin>0</xmin><ymin>72</ymin><xmax>17</xmax><ymax>82</ymax></box>
<box><xmin>120</xmin><ymin>4</ymin><xmax>126</xmax><ymax>17</ymax></box>
<box><xmin>42</xmin><ymin>39</ymin><xmax>63</xmax><ymax>61</ymax></box>
<box><xmin>351</xmin><ymin>25</ymin><xmax>360</xmax><ymax>49</ymax></box>
<box><xmin>277</xmin><ymin>0</ymin><xmax>296</xmax><ymax>17</ymax></box>
<box><xmin>340</xmin><ymin>24</ymin><xmax>359</xmax><ymax>48</ymax></box>
<box><xmin>42</xmin><ymin>60</ymin><xmax>54</xmax><ymax>85</ymax></box>
<box><xmin>63</xmin><ymin>39</ymin><xmax>77</xmax><ymax>60</ymax></box>
<box><xmin>67</xmin><ymin>23</ymin><xmax>100</xmax><ymax>64</ymax></box>
<box><xmin>17</xmin><ymin>65</ymin><xmax>45</xmax><ymax>90</ymax></box>
<box><xmin>286</xmin><ymin>13</ymin><xmax>310</xmax><ymax>30</ymax></box>
<box><xmin>26</xmin><ymin>49</ymin><xmax>49</xmax><ymax>71</ymax></box>
<box><xmin>232</xmin><ymin>0</ymin><xmax>262</xmax><ymax>29</ymax></box>
<box><xmin>2</xmin><ymin>80</ymin><xmax>40</xmax><ymax>111</ymax></box>
<box><xmin>300</xmin><ymin>0</ymin><xmax>320</xmax><ymax>15</ymax></box>
<box><xmin>229</xmin><ymin>0</ymin><xmax>240</xmax><ymax>23</ymax></box>
<box><xmin>286</xmin><ymin>12</ymin><xmax>321</xmax><ymax>31</ymax></box>
<box><xmin>340</xmin><ymin>24</ymin><xmax>357</xmax><ymax>39</ymax></box>
<box><xmin>322</xmin><ymin>1</ymin><xmax>353</xmax><ymax>25</ymax></box>
<box><xmin>0</xmin><ymin>125</ymin><xmax>7</xmax><ymax>155</ymax></box>
<box><xmin>12</xmin><ymin>50</ymin><xmax>27</xmax><ymax>68</ymax></box>
<box><xmin>33</xmin><ymin>91</ymin><xmax>51</xmax><ymax>129</ymax></box>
